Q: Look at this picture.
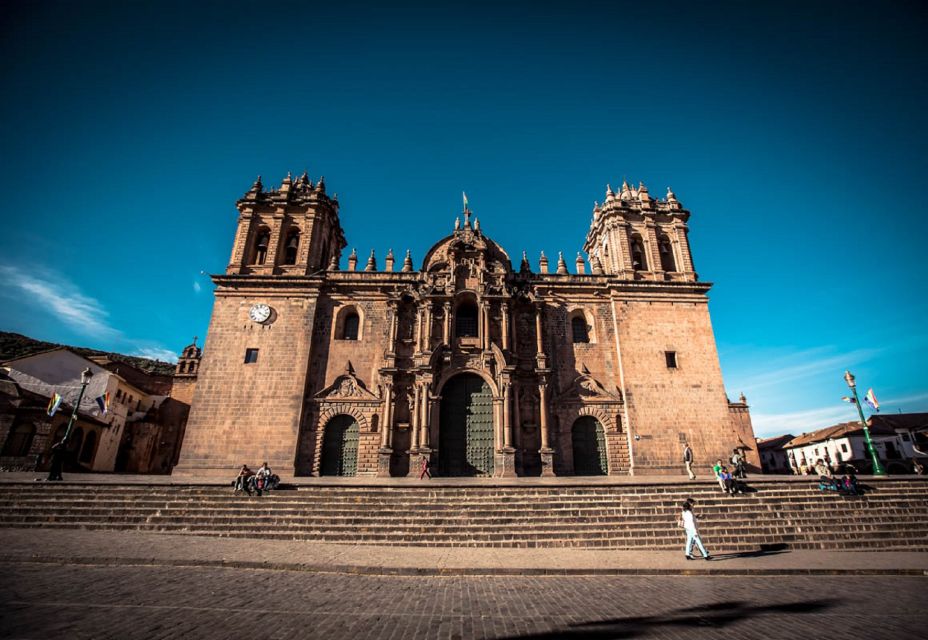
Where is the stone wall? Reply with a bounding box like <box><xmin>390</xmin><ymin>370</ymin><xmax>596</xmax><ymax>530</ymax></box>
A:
<box><xmin>174</xmin><ymin>288</ymin><xmax>319</xmax><ymax>477</ymax></box>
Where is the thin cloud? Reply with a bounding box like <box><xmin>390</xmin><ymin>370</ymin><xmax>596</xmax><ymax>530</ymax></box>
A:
<box><xmin>193</xmin><ymin>280</ymin><xmax>202</xmax><ymax>293</ymax></box>
<box><xmin>131</xmin><ymin>347</ymin><xmax>178</xmax><ymax>363</ymax></box>
<box><xmin>0</xmin><ymin>263</ymin><xmax>122</xmax><ymax>340</ymax></box>
<box><xmin>752</xmin><ymin>391</ymin><xmax>928</xmax><ymax>438</ymax></box>
<box><xmin>752</xmin><ymin>404</ymin><xmax>861</xmax><ymax>438</ymax></box>
<box><xmin>733</xmin><ymin>346</ymin><xmax>882</xmax><ymax>394</ymax></box>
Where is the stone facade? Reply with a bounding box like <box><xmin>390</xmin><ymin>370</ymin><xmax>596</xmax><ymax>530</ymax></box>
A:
<box><xmin>175</xmin><ymin>174</ymin><xmax>758</xmax><ymax>478</ymax></box>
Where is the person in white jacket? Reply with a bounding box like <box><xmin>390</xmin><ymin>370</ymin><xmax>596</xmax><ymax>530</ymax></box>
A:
<box><xmin>681</xmin><ymin>502</ymin><xmax>711</xmax><ymax>560</ymax></box>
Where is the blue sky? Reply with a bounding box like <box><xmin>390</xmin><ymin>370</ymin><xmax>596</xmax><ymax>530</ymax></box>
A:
<box><xmin>1</xmin><ymin>0</ymin><xmax>926</xmax><ymax>437</ymax></box>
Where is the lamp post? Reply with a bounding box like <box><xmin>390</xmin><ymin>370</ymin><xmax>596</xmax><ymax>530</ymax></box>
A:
<box><xmin>62</xmin><ymin>367</ymin><xmax>94</xmax><ymax>444</ymax></box>
<box><xmin>844</xmin><ymin>370</ymin><xmax>885</xmax><ymax>476</ymax></box>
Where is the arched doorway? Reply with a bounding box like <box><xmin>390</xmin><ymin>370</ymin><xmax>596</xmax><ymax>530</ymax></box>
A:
<box><xmin>319</xmin><ymin>415</ymin><xmax>360</xmax><ymax>476</ymax></box>
<box><xmin>439</xmin><ymin>373</ymin><xmax>494</xmax><ymax>476</ymax></box>
<box><xmin>572</xmin><ymin>416</ymin><xmax>607</xmax><ymax>475</ymax></box>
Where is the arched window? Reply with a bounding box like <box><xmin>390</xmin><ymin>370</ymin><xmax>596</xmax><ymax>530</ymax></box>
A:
<box><xmin>342</xmin><ymin>313</ymin><xmax>359</xmax><ymax>340</ymax></box>
<box><xmin>79</xmin><ymin>431</ymin><xmax>97</xmax><ymax>464</ymax></box>
<box><xmin>658</xmin><ymin>235</ymin><xmax>676</xmax><ymax>272</ymax></box>
<box><xmin>630</xmin><ymin>235</ymin><xmax>647</xmax><ymax>271</ymax></box>
<box><xmin>253</xmin><ymin>229</ymin><xmax>270</xmax><ymax>265</ymax></box>
<box><xmin>455</xmin><ymin>301</ymin><xmax>478</xmax><ymax>337</ymax></box>
<box><xmin>571</xmin><ymin>316</ymin><xmax>590</xmax><ymax>343</ymax></box>
<box><xmin>2</xmin><ymin>422</ymin><xmax>35</xmax><ymax>457</ymax></box>
<box><xmin>283</xmin><ymin>230</ymin><xmax>300</xmax><ymax>265</ymax></box>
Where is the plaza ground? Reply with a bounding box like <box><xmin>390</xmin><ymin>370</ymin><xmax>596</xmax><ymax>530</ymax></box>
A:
<box><xmin>1</xmin><ymin>560</ymin><xmax>925</xmax><ymax>640</ymax></box>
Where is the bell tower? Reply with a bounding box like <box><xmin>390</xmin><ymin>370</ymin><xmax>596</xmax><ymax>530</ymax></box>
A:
<box><xmin>227</xmin><ymin>172</ymin><xmax>347</xmax><ymax>275</ymax></box>
<box><xmin>582</xmin><ymin>181</ymin><xmax>696</xmax><ymax>282</ymax></box>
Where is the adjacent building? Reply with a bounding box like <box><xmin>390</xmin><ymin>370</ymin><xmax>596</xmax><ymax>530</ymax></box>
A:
<box><xmin>782</xmin><ymin>416</ymin><xmax>923</xmax><ymax>475</ymax></box>
<box><xmin>0</xmin><ymin>342</ymin><xmax>200</xmax><ymax>474</ymax></box>
<box><xmin>756</xmin><ymin>434</ymin><xmax>795</xmax><ymax>474</ymax></box>
<box><xmin>177</xmin><ymin>173</ymin><xmax>758</xmax><ymax>478</ymax></box>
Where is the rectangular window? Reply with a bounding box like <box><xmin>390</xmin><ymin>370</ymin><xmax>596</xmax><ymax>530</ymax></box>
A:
<box><xmin>244</xmin><ymin>348</ymin><xmax>259</xmax><ymax>364</ymax></box>
<box><xmin>841</xmin><ymin>443</ymin><xmax>848</xmax><ymax>453</ymax></box>
<box><xmin>665</xmin><ymin>351</ymin><xmax>677</xmax><ymax>368</ymax></box>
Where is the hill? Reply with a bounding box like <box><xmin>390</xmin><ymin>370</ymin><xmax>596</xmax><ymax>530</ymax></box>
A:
<box><xmin>0</xmin><ymin>331</ymin><xmax>176</xmax><ymax>376</ymax></box>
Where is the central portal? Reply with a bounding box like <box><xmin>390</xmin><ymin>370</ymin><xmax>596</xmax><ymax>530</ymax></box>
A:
<box><xmin>438</xmin><ymin>373</ymin><xmax>494</xmax><ymax>476</ymax></box>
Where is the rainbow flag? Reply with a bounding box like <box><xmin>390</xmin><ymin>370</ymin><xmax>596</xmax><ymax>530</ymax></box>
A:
<box><xmin>47</xmin><ymin>393</ymin><xmax>63</xmax><ymax>417</ymax></box>
<box><xmin>95</xmin><ymin>392</ymin><xmax>110</xmax><ymax>415</ymax></box>
<box><xmin>864</xmin><ymin>388</ymin><xmax>880</xmax><ymax>411</ymax></box>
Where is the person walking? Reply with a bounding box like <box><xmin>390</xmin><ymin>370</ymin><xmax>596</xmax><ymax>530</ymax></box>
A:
<box><xmin>418</xmin><ymin>454</ymin><xmax>431</xmax><ymax>480</ymax></box>
<box><xmin>46</xmin><ymin>439</ymin><xmax>66</xmax><ymax>481</ymax></box>
<box><xmin>681</xmin><ymin>502</ymin><xmax>710</xmax><ymax>560</ymax></box>
<box><xmin>683</xmin><ymin>443</ymin><xmax>696</xmax><ymax>480</ymax></box>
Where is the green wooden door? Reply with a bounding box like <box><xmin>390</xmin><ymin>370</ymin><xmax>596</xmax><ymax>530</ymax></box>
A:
<box><xmin>320</xmin><ymin>415</ymin><xmax>360</xmax><ymax>476</ymax></box>
<box><xmin>572</xmin><ymin>416</ymin><xmax>607</xmax><ymax>475</ymax></box>
<box><xmin>439</xmin><ymin>374</ymin><xmax>494</xmax><ymax>476</ymax></box>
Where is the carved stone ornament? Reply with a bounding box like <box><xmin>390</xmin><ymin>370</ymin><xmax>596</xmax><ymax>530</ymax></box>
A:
<box><xmin>563</xmin><ymin>365</ymin><xmax>622</xmax><ymax>402</ymax></box>
<box><xmin>314</xmin><ymin>362</ymin><xmax>380</xmax><ymax>401</ymax></box>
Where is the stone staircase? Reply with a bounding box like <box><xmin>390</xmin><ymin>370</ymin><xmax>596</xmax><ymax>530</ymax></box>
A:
<box><xmin>1</xmin><ymin>478</ymin><xmax>927</xmax><ymax>550</ymax></box>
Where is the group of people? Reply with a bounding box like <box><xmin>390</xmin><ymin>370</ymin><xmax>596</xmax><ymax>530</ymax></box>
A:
<box><xmin>683</xmin><ymin>443</ymin><xmax>749</xmax><ymax>495</ymax></box>
<box><xmin>232</xmin><ymin>462</ymin><xmax>280</xmax><ymax>495</ymax></box>
<box><xmin>815</xmin><ymin>459</ymin><xmax>861</xmax><ymax>496</ymax></box>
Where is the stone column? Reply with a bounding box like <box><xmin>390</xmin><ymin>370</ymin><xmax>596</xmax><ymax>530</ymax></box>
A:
<box><xmin>512</xmin><ymin>384</ymin><xmax>522</xmax><ymax>473</ymax></box>
<box><xmin>538</xmin><ymin>381</ymin><xmax>554</xmax><ymax>476</ymax></box>
<box><xmin>442</xmin><ymin>302</ymin><xmax>451</xmax><ymax>345</ymax></box>
<box><xmin>419</xmin><ymin>382</ymin><xmax>430</xmax><ymax>448</ymax></box>
<box><xmin>414</xmin><ymin>306</ymin><xmax>423</xmax><ymax>352</ymax></box>
<box><xmin>377</xmin><ymin>382</ymin><xmax>394</xmax><ymax>477</ymax></box>
<box><xmin>411</xmin><ymin>385</ymin><xmax>421</xmax><ymax>450</ymax></box>
<box><xmin>646</xmin><ymin>222</ymin><xmax>662</xmax><ymax>278</ymax></box>
<box><xmin>423</xmin><ymin>303</ymin><xmax>433</xmax><ymax>351</ymax></box>
<box><xmin>503</xmin><ymin>383</ymin><xmax>513</xmax><ymax>448</ymax></box>
<box><xmin>477</xmin><ymin>300</ymin><xmax>485</xmax><ymax>349</ymax></box>
<box><xmin>388</xmin><ymin>302</ymin><xmax>399</xmax><ymax>353</ymax></box>
<box><xmin>534</xmin><ymin>305</ymin><xmax>543</xmax><ymax>355</ymax></box>
<box><xmin>501</xmin><ymin>303</ymin><xmax>510</xmax><ymax>350</ymax></box>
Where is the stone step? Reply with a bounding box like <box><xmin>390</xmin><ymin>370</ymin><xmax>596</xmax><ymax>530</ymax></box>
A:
<box><xmin>2</xmin><ymin>522</ymin><xmax>925</xmax><ymax>550</ymax></box>
<box><xmin>3</xmin><ymin>505</ymin><xmax>924</xmax><ymax>523</ymax></box>
<box><xmin>2</xmin><ymin>517</ymin><xmax>923</xmax><ymax>540</ymax></box>
<box><xmin>4</xmin><ymin>491</ymin><xmax>924</xmax><ymax>505</ymax></box>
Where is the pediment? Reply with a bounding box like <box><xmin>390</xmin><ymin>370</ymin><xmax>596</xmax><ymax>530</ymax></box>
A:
<box><xmin>314</xmin><ymin>362</ymin><xmax>379</xmax><ymax>401</ymax></box>
<box><xmin>562</xmin><ymin>365</ymin><xmax>622</xmax><ymax>402</ymax></box>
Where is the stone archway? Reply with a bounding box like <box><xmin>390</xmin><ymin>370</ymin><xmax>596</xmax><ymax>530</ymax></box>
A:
<box><xmin>319</xmin><ymin>415</ymin><xmax>360</xmax><ymax>476</ymax></box>
<box><xmin>572</xmin><ymin>416</ymin><xmax>607</xmax><ymax>475</ymax></box>
<box><xmin>438</xmin><ymin>373</ymin><xmax>494</xmax><ymax>476</ymax></box>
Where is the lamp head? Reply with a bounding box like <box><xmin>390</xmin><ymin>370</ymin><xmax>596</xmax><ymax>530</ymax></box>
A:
<box><xmin>843</xmin><ymin>370</ymin><xmax>856</xmax><ymax>389</ymax></box>
<box><xmin>80</xmin><ymin>367</ymin><xmax>94</xmax><ymax>384</ymax></box>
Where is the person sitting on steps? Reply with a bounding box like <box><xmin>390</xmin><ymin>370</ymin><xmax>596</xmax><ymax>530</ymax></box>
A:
<box><xmin>719</xmin><ymin>466</ymin><xmax>738</xmax><ymax>495</ymax></box>
<box><xmin>730</xmin><ymin>448</ymin><xmax>746</xmax><ymax>479</ymax></box>
<box><xmin>233</xmin><ymin>464</ymin><xmax>255</xmax><ymax>494</ymax></box>
<box><xmin>712</xmin><ymin>459</ymin><xmax>726</xmax><ymax>492</ymax></box>
<box><xmin>254</xmin><ymin>462</ymin><xmax>279</xmax><ymax>495</ymax></box>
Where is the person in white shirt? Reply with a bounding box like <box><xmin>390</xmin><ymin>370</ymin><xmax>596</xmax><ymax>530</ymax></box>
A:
<box><xmin>681</xmin><ymin>502</ymin><xmax>710</xmax><ymax>560</ymax></box>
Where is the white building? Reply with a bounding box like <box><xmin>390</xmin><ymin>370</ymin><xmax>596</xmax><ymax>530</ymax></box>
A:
<box><xmin>783</xmin><ymin>420</ymin><xmax>911</xmax><ymax>475</ymax></box>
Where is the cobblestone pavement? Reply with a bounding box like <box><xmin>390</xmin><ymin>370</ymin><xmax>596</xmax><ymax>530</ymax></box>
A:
<box><xmin>1</xmin><ymin>562</ymin><xmax>925</xmax><ymax>640</ymax></box>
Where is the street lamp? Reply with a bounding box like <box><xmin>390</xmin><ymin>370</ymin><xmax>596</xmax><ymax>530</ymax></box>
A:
<box><xmin>62</xmin><ymin>367</ymin><xmax>94</xmax><ymax>444</ymax></box>
<box><xmin>844</xmin><ymin>370</ymin><xmax>885</xmax><ymax>476</ymax></box>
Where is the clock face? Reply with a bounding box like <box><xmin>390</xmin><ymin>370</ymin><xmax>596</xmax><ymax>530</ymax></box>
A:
<box><xmin>249</xmin><ymin>303</ymin><xmax>272</xmax><ymax>324</ymax></box>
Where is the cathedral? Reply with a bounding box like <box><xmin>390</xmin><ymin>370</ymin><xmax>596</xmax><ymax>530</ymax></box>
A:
<box><xmin>175</xmin><ymin>172</ymin><xmax>758</xmax><ymax>478</ymax></box>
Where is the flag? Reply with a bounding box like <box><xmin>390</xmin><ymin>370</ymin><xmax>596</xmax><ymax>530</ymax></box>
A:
<box><xmin>95</xmin><ymin>392</ymin><xmax>110</xmax><ymax>415</ymax></box>
<box><xmin>47</xmin><ymin>393</ymin><xmax>63</xmax><ymax>417</ymax></box>
<box><xmin>462</xmin><ymin>191</ymin><xmax>469</xmax><ymax>210</ymax></box>
<box><xmin>864</xmin><ymin>388</ymin><xmax>880</xmax><ymax>411</ymax></box>
<box><xmin>841</xmin><ymin>396</ymin><xmax>857</xmax><ymax>404</ymax></box>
